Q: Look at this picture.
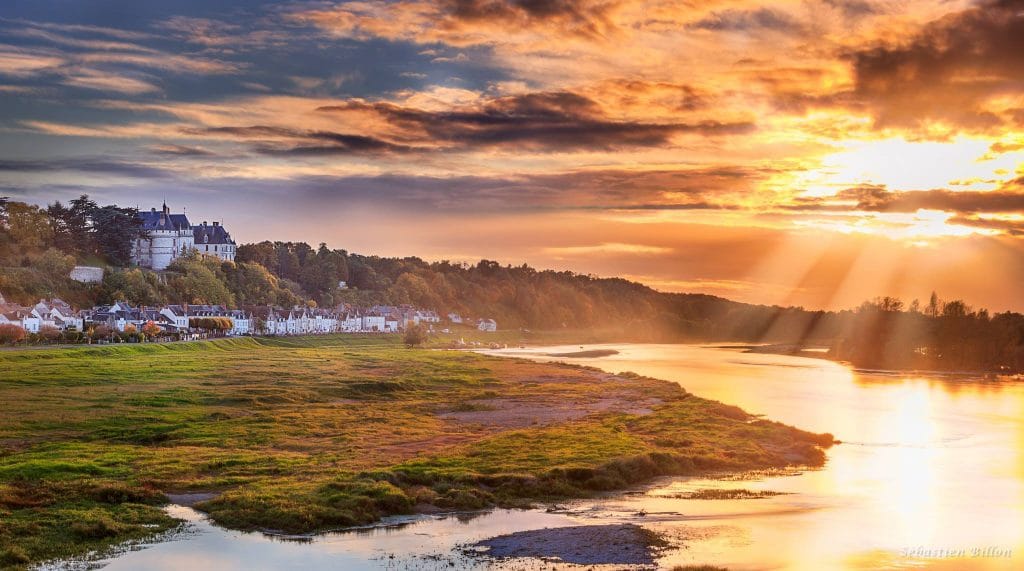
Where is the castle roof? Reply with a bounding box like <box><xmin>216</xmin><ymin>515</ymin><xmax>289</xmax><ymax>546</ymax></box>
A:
<box><xmin>193</xmin><ymin>222</ymin><xmax>234</xmax><ymax>245</ymax></box>
<box><xmin>139</xmin><ymin>207</ymin><xmax>191</xmax><ymax>231</ymax></box>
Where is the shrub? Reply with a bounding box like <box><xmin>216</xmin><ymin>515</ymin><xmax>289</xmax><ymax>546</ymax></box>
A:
<box><xmin>0</xmin><ymin>324</ymin><xmax>26</xmax><ymax>345</ymax></box>
<box><xmin>403</xmin><ymin>323</ymin><xmax>428</xmax><ymax>347</ymax></box>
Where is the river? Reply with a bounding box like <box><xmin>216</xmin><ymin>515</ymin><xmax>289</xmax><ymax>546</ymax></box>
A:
<box><xmin>64</xmin><ymin>344</ymin><xmax>1024</xmax><ymax>570</ymax></box>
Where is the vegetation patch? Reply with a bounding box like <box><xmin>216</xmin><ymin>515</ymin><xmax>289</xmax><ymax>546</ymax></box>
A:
<box><xmin>0</xmin><ymin>335</ymin><xmax>832</xmax><ymax>568</ymax></box>
<box><xmin>667</xmin><ymin>488</ymin><xmax>788</xmax><ymax>500</ymax></box>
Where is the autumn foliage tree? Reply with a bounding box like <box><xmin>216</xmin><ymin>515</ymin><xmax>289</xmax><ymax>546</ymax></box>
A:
<box><xmin>141</xmin><ymin>321</ymin><xmax>162</xmax><ymax>339</ymax></box>
<box><xmin>0</xmin><ymin>324</ymin><xmax>26</xmax><ymax>345</ymax></box>
<box><xmin>403</xmin><ymin>323</ymin><xmax>429</xmax><ymax>348</ymax></box>
<box><xmin>189</xmin><ymin>317</ymin><xmax>233</xmax><ymax>333</ymax></box>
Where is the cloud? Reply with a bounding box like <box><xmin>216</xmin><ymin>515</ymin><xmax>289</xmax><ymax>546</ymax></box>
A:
<box><xmin>688</xmin><ymin>8</ymin><xmax>805</xmax><ymax>33</ymax></box>
<box><xmin>179</xmin><ymin>125</ymin><xmax>417</xmax><ymax>155</ymax></box>
<box><xmin>837</xmin><ymin>185</ymin><xmax>1024</xmax><ymax>214</ymax></box>
<box><xmin>848</xmin><ymin>0</ymin><xmax>1024</xmax><ymax>134</ymax></box>
<box><xmin>316</xmin><ymin>90</ymin><xmax>755</xmax><ymax>151</ymax></box>
<box><xmin>784</xmin><ymin>180</ymin><xmax>1024</xmax><ymax>225</ymax></box>
<box><xmin>148</xmin><ymin>144</ymin><xmax>216</xmax><ymax>157</ymax></box>
<box><xmin>0</xmin><ymin>46</ymin><xmax>63</xmax><ymax>76</ymax></box>
<box><xmin>287</xmin><ymin>0</ymin><xmax>622</xmax><ymax>46</ymax></box>
<box><xmin>543</xmin><ymin>242</ymin><xmax>674</xmax><ymax>256</ymax></box>
<box><xmin>0</xmin><ymin>158</ymin><xmax>172</xmax><ymax>178</ymax></box>
<box><xmin>60</xmin><ymin>67</ymin><xmax>160</xmax><ymax>94</ymax></box>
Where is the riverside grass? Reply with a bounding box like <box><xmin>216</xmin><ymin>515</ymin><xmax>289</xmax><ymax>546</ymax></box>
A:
<box><xmin>0</xmin><ymin>335</ymin><xmax>833</xmax><ymax>568</ymax></box>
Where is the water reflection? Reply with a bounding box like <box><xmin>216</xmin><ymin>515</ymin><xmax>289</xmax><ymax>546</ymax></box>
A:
<box><xmin>498</xmin><ymin>344</ymin><xmax>1024</xmax><ymax>570</ymax></box>
<box><xmin>68</xmin><ymin>344</ymin><xmax>1024</xmax><ymax>570</ymax></box>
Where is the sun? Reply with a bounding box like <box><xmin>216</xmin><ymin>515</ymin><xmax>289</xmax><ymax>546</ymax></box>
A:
<box><xmin>796</xmin><ymin>136</ymin><xmax>1022</xmax><ymax>198</ymax></box>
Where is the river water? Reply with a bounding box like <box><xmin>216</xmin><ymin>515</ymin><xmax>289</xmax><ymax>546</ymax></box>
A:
<box><xmin>70</xmin><ymin>344</ymin><xmax>1024</xmax><ymax>570</ymax></box>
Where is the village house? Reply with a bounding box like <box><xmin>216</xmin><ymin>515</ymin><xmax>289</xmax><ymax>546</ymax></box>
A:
<box><xmin>477</xmin><ymin>318</ymin><xmax>497</xmax><ymax>332</ymax></box>
<box><xmin>0</xmin><ymin>292</ymin><xmax>442</xmax><ymax>339</ymax></box>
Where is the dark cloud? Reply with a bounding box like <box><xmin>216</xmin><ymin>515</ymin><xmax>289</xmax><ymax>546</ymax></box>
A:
<box><xmin>444</xmin><ymin>0</ymin><xmax>618</xmax><ymax>38</ymax></box>
<box><xmin>821</xmin><ymin>0</ymin><xmax>882</xmax><ymax>19</ymax></box>
<box><xmin>950</xmin><ymin>215</ymin><xmax>1024</xmax><ymax>236</ymax></box>
<box><xmin>787</xmin><ymin>182</ymin><xmax>1024</xmax><ymax>215</ymax></box>
<box><xmin>688</xmin><ymin>8</ymin><xmax>805</xmax><ymax>33</ymax></box>
<box><xmin>0</xmin><ymin>158</ymin><xmax>171</xmax><ymax>178</ymax></box>
<box><xmin>180</xmin><ymin>125</ymin><xmax>416</xmax><ymax>155</ymax></box>
<box><xmin>149</xmin><ymin>144</ymin><xmax>215</xmax><ymax>157</ymax></box>
<box><xmin>317</xmin><ymin>91</ymin><xmax>755</xmax><ymax>151</ymax></box>
<box><xmin>849</xmin><ymin>0</ymin><xmax>1024</xmax><ymax>132</ymax></box>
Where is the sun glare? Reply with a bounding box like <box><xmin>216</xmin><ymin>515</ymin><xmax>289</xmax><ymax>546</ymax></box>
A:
<box><xmin>798</xmin><ymin>136</ymin><xmax>1018</xmax><ymax>198</ymax></box>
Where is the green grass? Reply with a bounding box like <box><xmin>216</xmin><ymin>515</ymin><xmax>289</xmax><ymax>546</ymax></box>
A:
<box><xmin>0</xmin><ymin>334</ymin><xmax>833</xmax><ymax>568</ymax></box>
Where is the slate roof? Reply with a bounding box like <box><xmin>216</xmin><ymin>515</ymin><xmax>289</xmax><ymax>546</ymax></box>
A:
<box><xmin>193</xmin><ymin>223</ymin><xmax>235</xmax><ymax>245</ymax></box>
<box><xmin>139</xmin><ymin>209</ymin><xmax>192</xmax><ymax>231</ymax></box>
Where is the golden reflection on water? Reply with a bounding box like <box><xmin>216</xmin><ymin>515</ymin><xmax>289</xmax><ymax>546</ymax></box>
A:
<box><xmin>510</xmin><ymin>344</ymin><xmax>1024</xmax><ymax>570</ymax></box>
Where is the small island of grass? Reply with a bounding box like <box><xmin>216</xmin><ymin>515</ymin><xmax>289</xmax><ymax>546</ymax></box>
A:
<box><xmin>0</xmin><ymin>335</ymin><xmax>832</xmax><ymax>568</ymax></box>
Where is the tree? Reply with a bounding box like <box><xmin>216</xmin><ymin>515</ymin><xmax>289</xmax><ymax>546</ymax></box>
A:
<box><xmin>404</xmin><ymin>323</ymin><xmax>429</xmax><ymax>348</ymax></box>
<box><xmin>47</xmin><ymin>195</ymin><xmax>96</xmax><ymax>256</ymax></box>
<box><xmin>35</xmin><ymin>248</ymin><xmax>76</xmax><ymax>281</ymax></box>
<box><xmin>927</xmin><ymin>291</ymin><xmax>941</xmax><ymax>318</ymax></box>
<box><xmin>189</xmin><ymin>317</ymin><xmax>233</xmax><ymax>334</ymax></box>
<box><xmin>167</xmin><ymin>257</ymin><xmax>234</xmax><ymax>305</ymax></box>
<box><xmin>141</xmin><ymin>321</ymin><xmax>161</xmax><ymax>339</ymax></box>
<box><xmin>0</xmin><ymin>324</ymin><xmax>26</xmax><ymax>345</ymax></box>
<box><xmin>90</xmin><ymin>204</ymin><xmax>145</xmax><ymax>266</ymax></box>
<box><xmin>4</xmin><ymin>202</ymin><xmax>53</xmax><ymax>254</ymax></box>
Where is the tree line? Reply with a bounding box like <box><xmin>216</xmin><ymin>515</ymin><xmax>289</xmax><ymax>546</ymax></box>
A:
<box><xmin>4</xmin><ymin>196</ymin><xmax>1024</xmax><ymax>372</ymax></box>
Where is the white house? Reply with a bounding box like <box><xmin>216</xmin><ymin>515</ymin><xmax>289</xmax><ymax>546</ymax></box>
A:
<box><xmin>32</xmin><ymin>299</ymin><xmax>83</xmax><ymax>331</ymax></box>
<box><xmin>477</xmin><ymin>318</ymin><xmax>497</xmax><ymax>332</ymax></box>
<box><xmin>160</xmin><ymin>306</ymin><xmax>190</xmax><ymax>330</ymax></box>
<box><xmin>362</xmin><ymin>313</ymin><xmax>385</xmax><ymax>332</ymax></box>
<box><xmin>133</xmin><ymin>203</ymin><xmax>195</xmax><ymax>270</ymax></box>
<box><xmin>228</xmin><ymin>310</ymin><xmax>251</xmax><ymax>335</ymax></box>
<box><xmin>0</xmin><ymin>310</ymin><xmax>25</xmax><ymax>330</ymax></box>
<box><xmin>447</xmin><ymin>312</ymin><xmax>463</xmax><ymax>324</ymax></box>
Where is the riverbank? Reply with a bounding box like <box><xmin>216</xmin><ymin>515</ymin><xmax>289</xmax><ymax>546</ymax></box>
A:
<box><xmin>0</xmin><ymin>335</ymin><xmax>833</xmax><ymax>568</ymax></box>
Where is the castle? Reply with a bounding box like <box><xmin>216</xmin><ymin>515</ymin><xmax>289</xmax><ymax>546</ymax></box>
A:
<box><xmin>132</xmin><ymin>202</ymin><xmax>236</xmax><ymax>270</ymax></box>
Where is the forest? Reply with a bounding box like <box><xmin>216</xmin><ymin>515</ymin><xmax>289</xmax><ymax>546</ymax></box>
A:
<box><xmin>3</xmin><ymin>195</ymin><xmax>1024</xmax><ymax>371</ymax></box>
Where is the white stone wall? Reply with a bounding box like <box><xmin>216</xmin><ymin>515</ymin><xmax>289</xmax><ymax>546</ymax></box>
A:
<box><xmin>70</xmin><ymin>266</ymin><xmax>104</xmax><ymax>283</ymax></box>
<box><xmin>197</xmin><ymin>242</ymin><xmax>236</xmax><ymax>262</ymax></box>
<box><xmin>133</xmin><ymin>229</ymin><xmax>195</xmax><ymax>270</ymax></box>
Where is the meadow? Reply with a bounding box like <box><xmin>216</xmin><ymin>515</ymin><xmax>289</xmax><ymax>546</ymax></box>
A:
<box><xmin>0</xmin><ymin>335</ymin><xmax>833</xmax><ymax>568</ymax></box>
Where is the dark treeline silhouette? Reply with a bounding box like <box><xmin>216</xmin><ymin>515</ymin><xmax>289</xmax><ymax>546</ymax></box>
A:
<box><xmin>829</xmin><ymin>294</ymin><xmax>1024</xmax><ymax>373</ymax></box>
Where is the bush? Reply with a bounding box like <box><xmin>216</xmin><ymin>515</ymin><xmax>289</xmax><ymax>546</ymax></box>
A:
<box><xmin>0</xmin><ymin>324</ymin><xmax>26</xmax><ymax>345</ymax></box>
<box><xmin>403</xmin><ymin>323</ymin><xmax>428</xmax><ymax>347</ymax></box>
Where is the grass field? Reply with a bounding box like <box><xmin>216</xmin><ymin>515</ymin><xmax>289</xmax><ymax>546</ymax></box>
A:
<box><xmin>0</xmin><ymin>334</ymin><xmax>833</xmax><ymax>568</ymax></box>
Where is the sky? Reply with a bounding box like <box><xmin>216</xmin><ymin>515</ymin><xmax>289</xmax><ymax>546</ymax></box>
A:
<box><xmin>3</xmin><ymin>0</ymin><xmax>1024</xmax><ymax>311</ymax></box>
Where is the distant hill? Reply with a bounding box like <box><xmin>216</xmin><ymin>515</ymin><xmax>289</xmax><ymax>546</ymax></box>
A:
<box><xmin>5</xmin><ymin>195</ymin><xmax>1024</xmax><ymax>371</ymax></box>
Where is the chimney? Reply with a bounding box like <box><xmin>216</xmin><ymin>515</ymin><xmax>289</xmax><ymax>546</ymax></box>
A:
<box><xmin>203</xmin><ymin>221</ymin><xmax>208</xmax><ymax>226</ymax></box>
<box><xmin>213</xmin><ymin>221</ymin><xmax>219</xmax><ymax>226</ymax></box>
